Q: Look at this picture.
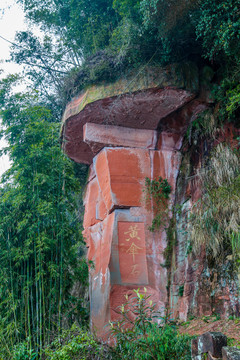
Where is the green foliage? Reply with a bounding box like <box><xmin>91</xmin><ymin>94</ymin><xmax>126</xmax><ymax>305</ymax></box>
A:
<box><xmin>227</xmin><ymin>84</ymin><xmax>240</xmax><ymax>115</ymax></box>
<box><xmin>44</xmin><ymin>324</ymin><xmax>113</xmax><ymax>360</ymax></box>
<box><xmin>190</xmin><ymin>144</ymin><xmax>240</xmax><ymax>262</ymax></box>
<box><xmin>178</xmin><ymin>285</ymin><xmax>184</xmax><ymax>297</ymax></box>
<box><xmin>14</xmin><ymin>0</ymin><xmax>203</xmax><ymax>99</ymax></box>
<box><xmin>9</xmin><ymin>31</ymin><xmax>73</xmax><ymax>114</ymax></box>
<box><xmin>109</xmin><ymin>288</ymin><xmax>192</xmax><ymax>360</ymax></box>
<box><xmin>17</xmin><ymin>0</ymin><xmax>117</xmax><ymax>59</ymax></box>
<box><xmin>0</xmin><ymin>76</ymin><xmax>89</xmax><ymax>358</ymax></box>
<box><xmin>187</xmin><ymin>110</ymin><xmax>218</xmax><ymax>144</ymax></box>
<box><xmin>61</xmin><ymin>50</ymin><xmax>125</xmax><ymax>101</ymax></box>
<box><xmin>196</xmin><ymin>0</ymin><xmax>240</xmax><ymax>61</ymax></box>
<box><xmin>10</xmin><ymin>0</ymin><xmax>240</xmax><ymax>110</ymax></box>
<box><xmin>144</xmin><ymin>177</ymin><xmax>171</xmax><ymax>232</ymax></box>
<box><xmin>196</xmin><ymin>0</ymin><xmax>240</xmax><ymax>121</ymax></box>
<box><xmin>164</xmin><ymin>217</ymin><xmax>177</xmax><ymax>269</ymax></box>
<box><xmin>12</xmin><ymin>343</ymin><xmax>37</xmax><ymax>360</ymax></box>
<box><xmin>113</xmin><ymin>0</ymin><xmax>141</xmax><ymax>18</ymax></box>
<box><xmin>212</xmin><ymin>78</ymin><xmax>240</xmax><ymax>122</ymax></box>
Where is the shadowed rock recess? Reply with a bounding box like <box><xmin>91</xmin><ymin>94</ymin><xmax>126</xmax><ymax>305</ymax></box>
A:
<box><xmin>61</xmin><ymin>63</ymin><xmax>240</xmax><ymax>339</ymax></box>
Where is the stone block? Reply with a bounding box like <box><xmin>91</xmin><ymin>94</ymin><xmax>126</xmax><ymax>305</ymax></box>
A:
<box><xmin>191</xmin><ymin>338</ymin><xmax>199</xmax><ymax>357</ymax></box>
<box><xmin>118</xmin><ymin>221</ymin><xmax>148</xmax><ymax>284</ymax></box>
<box><xmin>107</xmin><ymin>148</ymin><xmax>151</xmax><ymax>208</ymax></box>
<box><xmin>62</xmin><ymin>74</ymin><xmax>196</xmax><ymax>164</ymax></box>
<box><xmin>83</xmin><ymin>176</ymin><xmax>101</xmax><ymax>228</ymax></box>
<box><xmin>87</xmin><ymin>163</ymin><xmax>96</xmax><ymax>183</ymax></box>
<box><xmin>94</xmin><ymin>148</ymin><xmax>151</xmax><ymax>211</ymax></box>
<box><xmin>96</xmin><ymin>196</ymin><xmax>108</xmax><ymax>221</ymax></box>
<box><xmin>83</xmin><ymin>123</ymin><xmax>157</xmax><ymax>155</ymax></box>
<box><xmin>83</xmin><ymin>213</ymin><xmax>115</xmax><ymax>278</ymax></box>
<box><xmin>192</xmin><ymin>332</ymin><xmax>227</xmax><ymax>358</ymax></box>
<box><xmin>222</xmin><ymin>347</ymin><xmax>240</xmax><ymax>360</ymax></box>
<box><xmin>150</xmin><ymin>149</ymin><xmax>182</xmax><ymax>195</ymax></box>
<box><xmin>94</xmin><ymin>149</ymin><xmax>113</xmax><ymax>210</ymax></box>
<box><xmin>202</xmin><ymin>332</ymin><xmax>227</xmax><ymax>358</ymax></box>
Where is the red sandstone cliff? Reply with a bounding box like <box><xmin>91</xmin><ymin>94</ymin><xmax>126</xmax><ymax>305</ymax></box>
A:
<box><xmin>61</xmin><ymin>63</ymin><xmax>240</xmax><ymax>338</ymax></box>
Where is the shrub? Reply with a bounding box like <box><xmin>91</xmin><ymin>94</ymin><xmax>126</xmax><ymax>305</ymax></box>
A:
<box><xmin>109</xmin><ymin>288</ymin><xmax>192</xmax><ymax>360</ymax></box>
<box><xmin>43</xmin><ymin>324</ymin><xmax>114</xmax><ymax>360</ymax></box>
<box><xmin>196</xmin><ymin>0</ymin><xmax>240</xmax><ymax>61</ymax></box>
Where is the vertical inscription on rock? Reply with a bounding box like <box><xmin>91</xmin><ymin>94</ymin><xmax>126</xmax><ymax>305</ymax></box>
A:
<box><xmin>118</xmin><ymin>222</ymin><xmax>148</xmax><ymax>284</ymax></box>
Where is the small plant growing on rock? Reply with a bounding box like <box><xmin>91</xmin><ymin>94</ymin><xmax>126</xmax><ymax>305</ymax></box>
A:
<box><xmin>143</xmin><ymin>177</ymin><xmax>172</xmax><ymax>232</ymax></box>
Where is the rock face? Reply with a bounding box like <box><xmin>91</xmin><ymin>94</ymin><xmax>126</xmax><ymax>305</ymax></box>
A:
<box><xmin>83</xmin><ymin>146</ymin><xmax>181</xmax><ymax>336</ymax></box>
<box><xmin>222</xmin><ymin>347</ymin><xmax>240</xmax><ymax>360</ymax></box>
<box><xmin>61</xmin><ymin>63</ymin><xmax>240</xmax><ymax>338</ymax></box>
<box><xmin>169</xmin><ymin>125</ymin><xmax>240</xmax><ymax>320</ymax></box>
<box><xmin>61</xmin><ymin>63</ymin><xmax>199</xmax><ymax>164</ymax></box>
<box><xmin>191</xmin><ymin>332</ymin><xmax>240</xmax><ymax>360</ymax></box>
<box><xmin>191</xmin><ymin>332</ymin><xmax>227</xmax><ymax>359</ymax></box>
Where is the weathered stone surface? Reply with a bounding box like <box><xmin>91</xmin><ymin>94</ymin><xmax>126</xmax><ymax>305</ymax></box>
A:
<box><xmin>208</xmin><ymin>353</ymin><xmax>221</xmax><ymax>360</ymax></box>
<box><xmin>62</xmin><ymin>63</ymin><xmax>199</xmax><ymax>123</ymax></box>
<box><xmin>62</xmin><ymin>87</ymin><xmax>196</xmax><ymax>164</ymax></box>
<box><xmin>83</xmin><ymin>176</ymin><xmax>101</xmax><ymax>229</ymax></box>
<box><xmin>191</xmin><ymin>332</ymin><xmax>227</xmax><ymax>358</ymax></box>
<box><xmin>80</xmin><ymin>121</ymin><xmax>187</xmax><ymax>336</ymax></box>
<box><xmin>118</xmin><ymin>222</ymin><xmax>148</xmax><ymax>284</ymax></box>
<box><xmin>150</xmin><ymin>149</ymin><xmax>182</xmax><ymax>197</ymax></box>
<box><xmin>93</xmin><ymin>149</ymin><xmax>112</xmax><ymax>211</ymax></box>
<box><xmin>169</xmin><ymin>124</ymin><xmax>240</xmax><ymax>321</ymax></box>
<box><xmin>62</xmin><ymin>65</ymin><xmax>240</xmax><ymax>338</ymax></box>
<box><xmin>83</xmin><ymin>173</ymin><xmax>108</xmax><ymax>229</ymax></box>
<box><xmin>87</xmin><ymin>163</ymin><xmax>96</xmax><ymax>183</ymax></box>
<box><xmin>203</xmin><ymin>332</ymin><xmax>227</xmax><ymax>358</ymax></box>
<box><xmin>83</xmin><ymin>213</ymin><xmax>115</xmax><ymax>277</ymax></box>
<box><xmin>94</xmin><ymin>148</ymin><xmax>151</xmax><ymax>211</ymax></box>
<box><xmin>81</xmin><ymin>133</ymin><xmax>183</xmax><ymax>337</ymax></box>
<box><xmin>222</xmin><ymin>347</ymin><xmax>240</xmax><ymax>360</ymax></box>
<box><xmin>157</xmin><ymin>132</ymin><xmax>183</xmax><ymax>151</ymax></box>
<box><xmin>110</xmin><ymin>285</ymin><xmax>165</xmax><ymax>323</ymax></box>
<box><xmin>83</xmin><ymin>123</ymin><xmax>157</xmax><ymax>155</ymax></box>
<box><xmin>84</xmin><ymin>205</ymin><xmax>168</xmax><ymax>338</ymax></box>
<box><xmin>192</xmin><ymin>338</ymin><xmax>199</xmax><ymax>357</ymax></box>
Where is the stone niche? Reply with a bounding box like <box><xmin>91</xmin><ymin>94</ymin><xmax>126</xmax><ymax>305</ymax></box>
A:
<box><xmin>61</xmin><ymin>63</ymin><xmax>209</xmax><ymax>338</ymax></box>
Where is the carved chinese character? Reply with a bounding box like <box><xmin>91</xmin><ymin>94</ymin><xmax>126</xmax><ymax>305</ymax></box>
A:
<box><xmin>126</xmin><ymin>242</ymin><xmax>143</xmax><ymax>263</ymax></box>
<box><xmin>124</xmin><ymin>225</ymin><xmax>141</xmax><ymax>242</ymax></box>
<box><xmin>130</xmin><ymin>264</ymin><xmax>140</xmax><ymax>276</ymax></box>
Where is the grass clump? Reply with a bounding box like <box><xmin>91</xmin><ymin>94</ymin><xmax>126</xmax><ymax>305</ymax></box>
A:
<box><xmin>190</xmin><ymin>144</ymin><xmax>240</xmax><ymax>262</ymax></box>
